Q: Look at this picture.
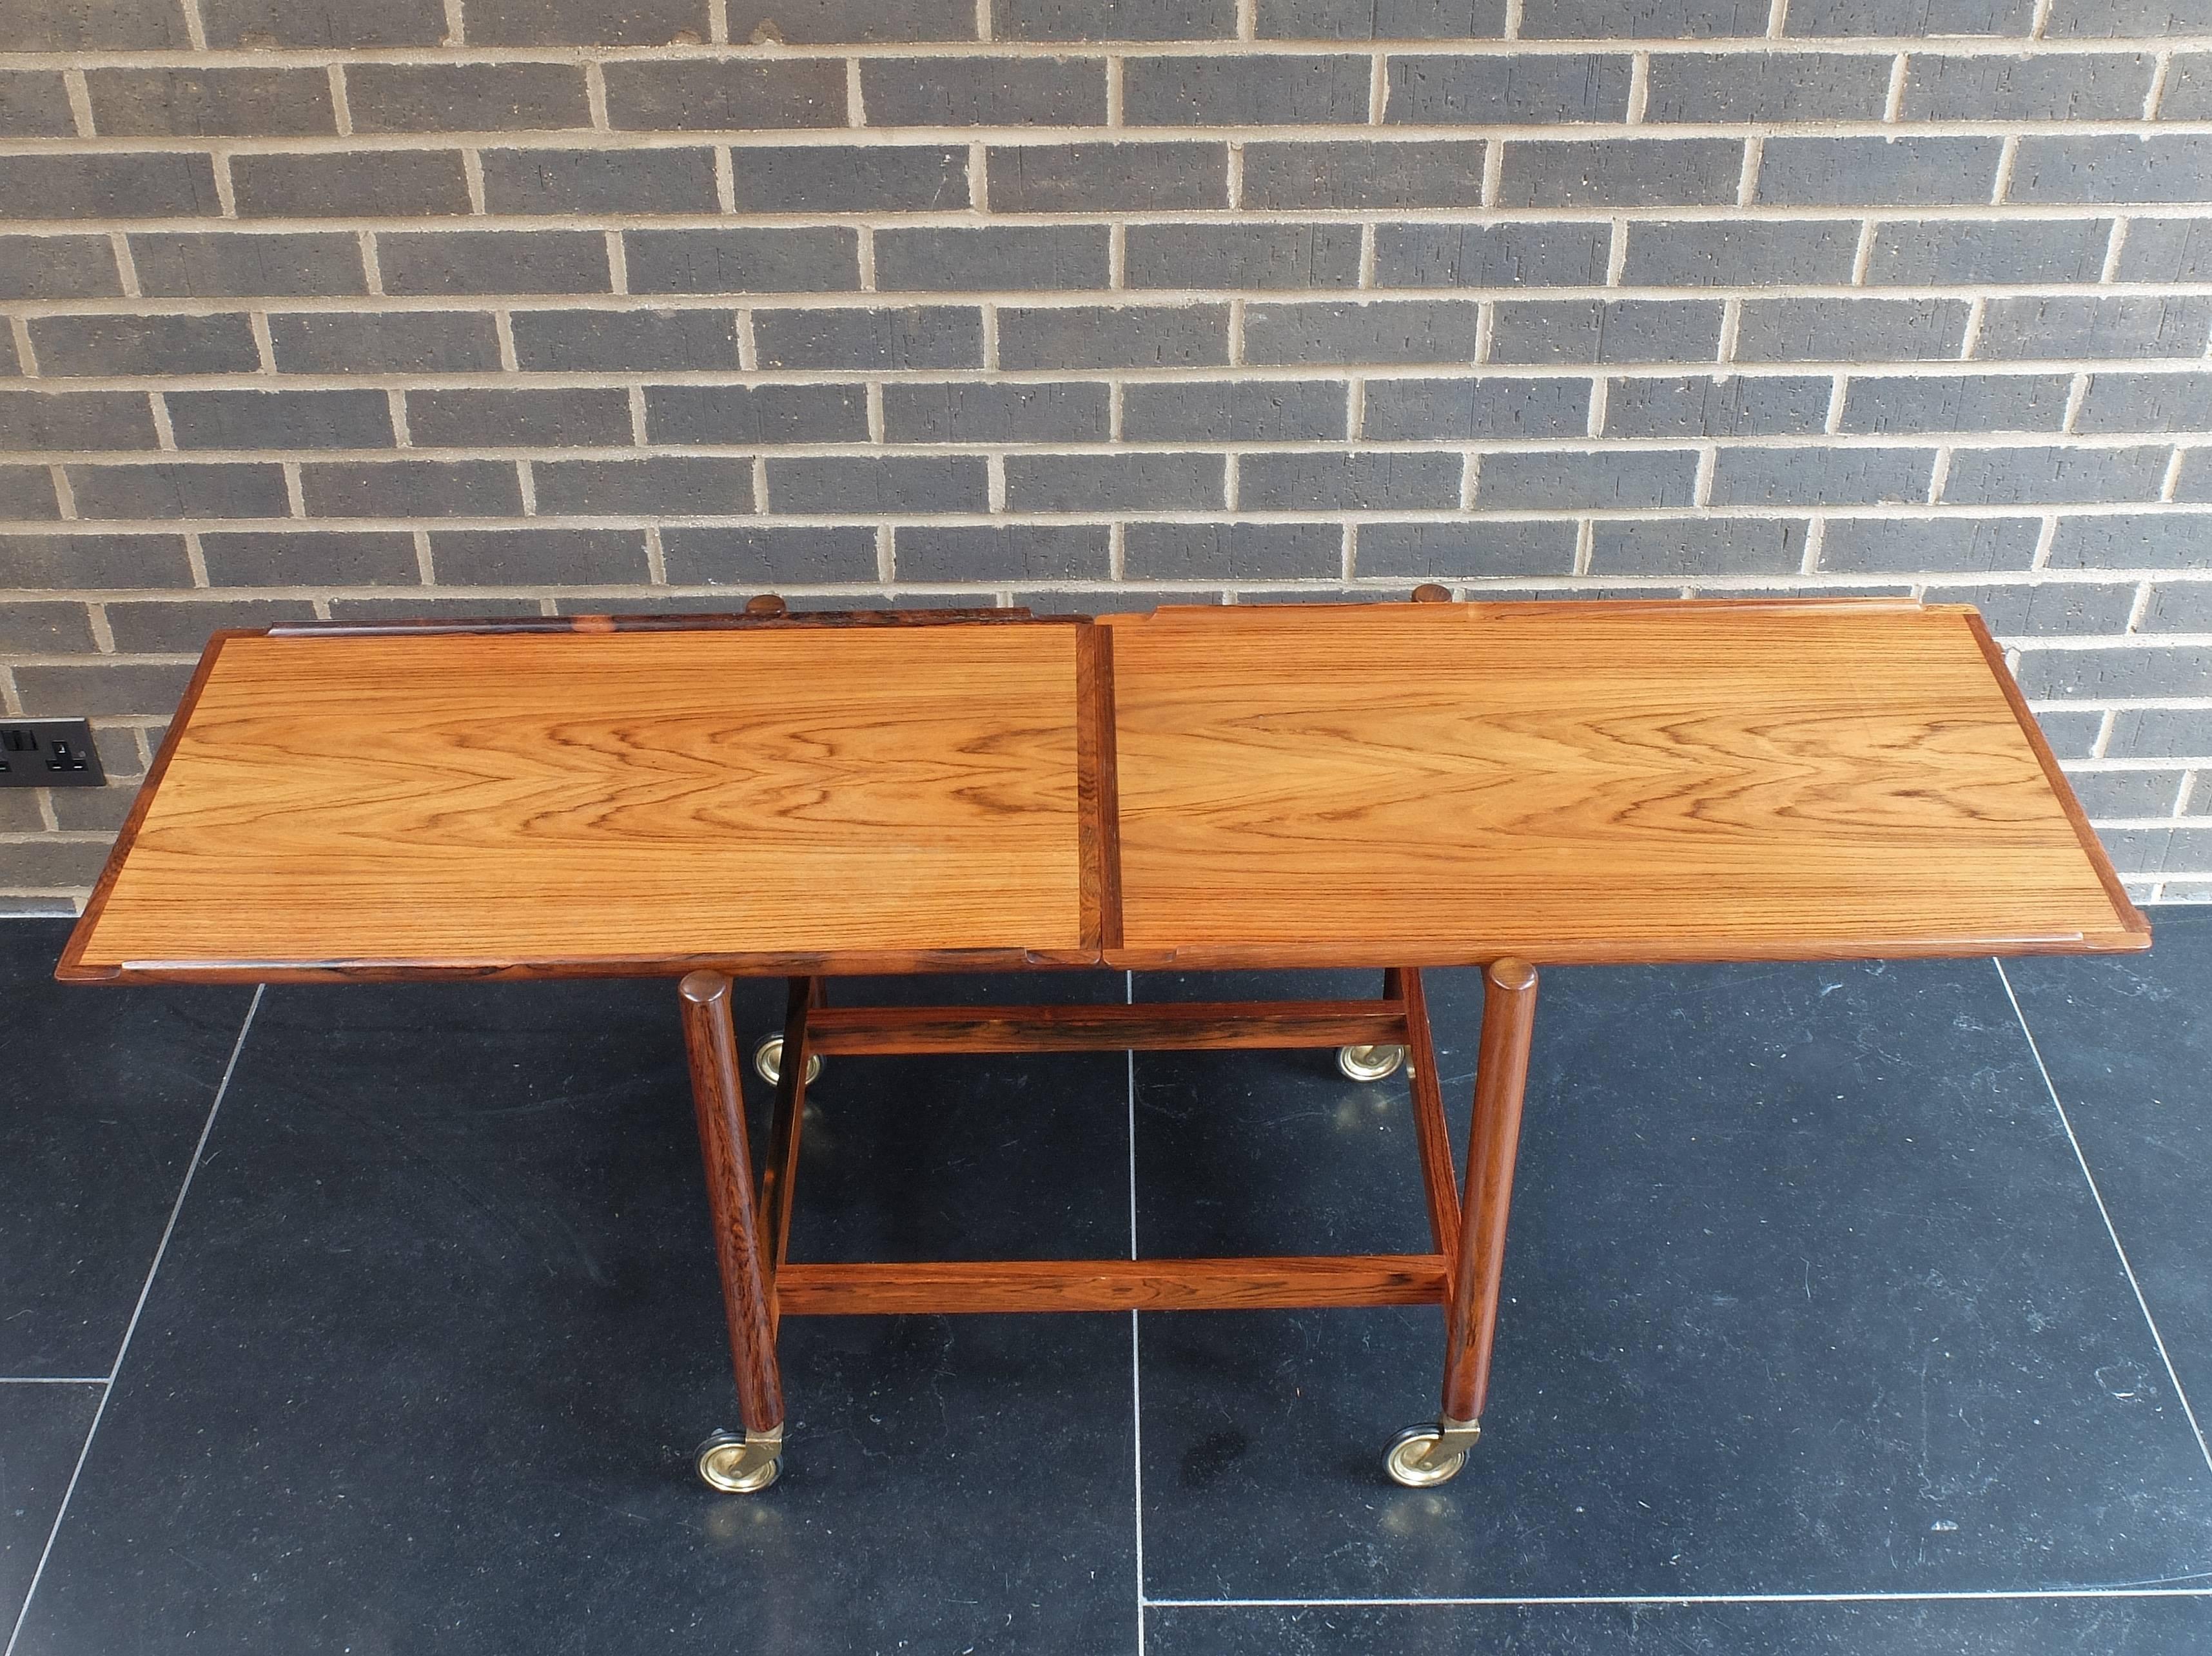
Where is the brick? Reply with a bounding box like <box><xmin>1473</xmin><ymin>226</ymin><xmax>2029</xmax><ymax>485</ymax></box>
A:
<box><xmin>324</xmin><ymin>596</ymin><xmax>540</xmax><ymax>623</ymax></box>
<box><xmin>1241</xmin><ymin>451</ymin><xmax>1462</xmax><ymax>509</ymax></box>
<box><xmin>1126</xmin><ymin>224</ymin><xmax>1362</xmax><ymax>290</ymax></box>
<box><xmin>1257</xmin><ymin>0</ymin><xmax>1506</xmax><ymax>35</ymax></box>
<box><xmin>406</xmin><ymin>388</ymin><xmax>633</xmax><ymax>448</ymax></box>
<box><xmin>1124</xmin><ymin>521</ymin><xmax>1340</xmax><ymax>579</ymax></box>
<box><xmin>199</xmin><ymin>0</ymin><xmax>447</xmax><ymax>46</ymax></box>
<box><xmin>2108</xmin><ymin>708</ymin><xmax>2211</xmax><ymax>761</ymax></box>
<box><xmin>1490</xmin><ymin>300</ymin><xmax>1724</xmax><ymax>364</ymax></box>
<box><xmin>233</xmin><ymin>153</ymin><xmax>469</xmax><ymax>219</ymax></box>
<box><xmin>1004</xmin><ymin>452</ymin><xmax>1224</xmax><ymax>511</ymax></box>
<box><xmin>86</xmin><ymin>68</ymin><xmax>335</xmax><ymax>137</ymax></box>
<box><xmin>68</xmin><ymin>462</ymin><xmax>290</xmax><ymax>520</ymax></box>
<box><xmin>2046</xmin><ymin>0</ymin><xmax>2212</xmax><ymax>38</ymax></box>
<box><xmin>0</xmin><ymin>0</ymin><xmax>189</xmax><ymax>48</ymax></box>
<box><xmin>660</xmin><ymin>524</ymin><xmax>881</xmax><ymax>584</ymax></box>
<box><xmin>1866</xmin><ymin>220</ymin><xmax>2111</xmax><ymax>286</ymax></box>
<box><xmin>0</xmin><ymin>465</ymin><xmax>59</xmax><ymax>518</ymax></box>
<box><xmin>29</xmin><ymin>315</ymin><xmax>260</xmax><ymax>377</ymax></box>
<box><xmin>625</xmin><ymin>228</ymin><xmax>857</xmax><ymax>294</ymax></box>
<box><xmin>2075</xmin><ymin>373</ymin><xmax>2212</xmax><ymax>434</ymax></box>
<box><xmin>0</xmin><ymin>72</ymin><xmax>79</xmax><ymax>137</ymax></box>
<box><xmin>198</xmin><ymin>529</ymin><xmax>420</xmax><ymax>586</ymax></box>
<box><xmin>167</xmin><ymin>389</ymin><xmax>395</xmax><ymax>450</ymax></box>
<box><xmin>2017</xmin><ymin>646</ymin><xmax>2212</xmax><ymax>701</ymax></box>
<box><xmin>0</xmin><ymin>154</ymin><xmax>220</xmax><ymax>220</ymax></box>
<box><xmin>734</xmin><ymin>146</ymin><xmax>969</xmax><ymax>212</ymax></box>
<box><xmin>132</xmin><ymin>232</ymin><xmax>366</xmax><ymax>297</ymax></box>
<box><xmin>377</xmin><ymin>229</ymin><xmax>609</xmax><ymax>295</ymax></box>
<box><xmin>0</xmin><ymin>391</ymin><xmax>160</xmax><ymax>451</ymax></box>
<box><xmin>644</xmin><ymin>384</ymin><xmax>868</xmax><ymax>444</ymax></box>
<box><xmin>1390</xmin><ymin>54</ymin><xmax>1630</xmax><ymax>122</ymax></box>
<box><xmin>767</xmin><ymin>456</ymin><xmax>987</xmax><ymax>513</ymax></box>
<box><xmin>2145</xmin><ymin>580</ymin><xmax>2212</xmax><ymax>630</ymax></box>
<box><xmin>0</xmin><ymin>532</ymin><xmax>193</xmax><ymax>589</ymax></box>
<box><xmin>481</xmin><ymin>148</ymin><xmax>719</xmax><ymax>215</ymax></box>
<box><xmin>994</xmin><ymin>0</ymin><xmax>1238</xmax><ymax>38</ymax></box>
<box><xmin>1975</xmin><ymin>297</ymin><xmax>2212</xmax><ymax>361</ymax></box>
<box><xmin>2010</xmin><ymin>137</ymin><xmax>2212</xmax><ymax>206</ymax></box>
<box><xmin>1590</xmin><ymin>519</ymin><xmax>1807</xmax><ymax>576</ymax></box>
<box><xmin>1644</xmin><ymin>54</ymin><xmax>1888</xmax><ymax>122</ymax></box>
<box><xmin>1356</xmin><ymin>520</ymin><xmax>1576</xmax><ymax>577</ymax></box>
<box><xmin>876</xmin><ymin>226</ymin><xmax>1111</xmax><ymax>291</ymax></box>
<box><xmin>999</xmin><ymin>304</ymin><xmax>1228</xmax><ymax>369</ymax></box>
<box><xmin>50</xmin><ymin>786</ymin><xmax>143</xmax><ymax>835</ymax></box>
<box><xmin>1967</xmin><ymin>580</ymin><xmax>2144</xmax><ymax>639</ymax></box>
<box><xmin>1622</xmin><ymin>222</ymin><xmax>1859</xmax><ymax>287</ymax></box>
<box><xmin>989</xmin><ymin>144</ymin><xmax>1227</xmax><ymax>212</ymax></box>
<box><xmin>2047</xmin><ymin>513</ymin><xmax>2209</xmax><ymax>570</ymax></box>
<box><xmin>1838</xmin><ymin>374</ymin><xmax>2072</xmax><ymax>434</ymax></box>
<box><xmin>1710</xmin><ymin>448</ymin><xmax>1933</xmax><ymax>506</ymax></box>
<box><xmin>602</xmin><ymin>61</ymin><xmax>845</xmax><ymax>130</ymax></box>
<box><xmin>753</xmin><ymin>306</ymin><xmax>980</xmax><ymax>369</ymax></box>
<box><xmin>1527</xmin><ymin>0</ymin><xmax>1775</xmax><ymax>28</ymax></box>
<box><xmin>16</xmin><ymin>662</ymin><xmax>195</xmax><ymax>718</ymax></box>
<box><xmin>1604</xmin><ymin>375</ymin><xmax>1830</xmax><ymax>438</ymax></box>
<box><xmin>1757</xmin><ymin>139</ymin><xmax>2002</xmax><ymax>208</ymax></box>
<box><xmin>1732</xmin><ymin>298</ymin><xmax>1969</xmax><ymax>363</ymax></box>
<box><xmin>1375</xmin><ymin>222</ymin><xmax>1611</xmax><ymax>289</ymax></box>
<box><xmin>0</xmin><ymin>838</ymin><xmax>113</xmax><ymax>888</ymax></box>
<box><xmin>1365</xmin><ymin>376</ymin><xmax>1589</xmax><ymax>440</ymax></box>
<box><xmin>1903</xmin><ymin>53</ymin><xmax>2152</xmax><ymax>121</ymax></box>
<box><xmin>1130</xmin><ymin>55</ymin><xmax>1367</xmax><ymax>124</ymax></box>
<box><xmin>1786</xmin><ymin>0</ymin><xmax>2035</xmax><ymax>30</ymax></box>
<box><xmin>104</xmin><ymin>597</ymin><xmax>317</xmax><ymax>654</ymax></box>
<box><xmin>882</xmin><ymin>383</ymin><xmax>1109</xmax><ymax>443</ymax></box>
<box><xmin>429</xmin><ymin>528</ymin><xmax>654</xmax><ymax>583</ymax></box>
<box><xmin>862</xmin><ymin>59</ymin><xmax>1106</xmax><ymax>126</ymax></box>
<box><xmin>2118</xmin><ymin>220</ymin><xmax>2212</xmax><ymax>282</ymax></box>
<box><xmin>269</xmin><ymin>312</ymin><xmax>501</xmax><ymax>373</ymax></box>
<box><xmin>2163</xmin><ymin>54</ymin><xmax>2212</xmax><ymax>119</ymax></box>
<box><xmin>1245</xmin><ymin>299</ymin><xmax>1483</xmax><ymax>365</ymax></box>
<box><xmin>1942</xmin><ymin>445</ymin><xmax>2169</xmax><ymax>506</ymax></box>
<box><xmin>1498</xmin><ymin>139</ymin><xmax>1741</xmax><ymax>208</ymax></box>
<box><xmin>1477</xmin><ymin>449</ymin><xmax>1696</xmax><ymax>510</ymax></box>
<box><xmin>726</xmin><ymin>0</ymin><xmax>977</xmax><ymax>41</ymax></box>
<box><xmin>347</xmin><ymin>64</ymin><xmax>592</xmax><ymax>133</ymax></box>
<box><xmin>511</xmin><ymin>309</ymin><xmax>741</xmax><ymax>373</ymax></box>
<box><xmin>1244</xmin><ymin>142</ymin><xmax>1487</xmax><ymax>209</ymax></box>
<box><xmin>2031</xmin><ymin>708</ymin><xmax>2108</xmax><ymax>758</ymax></box>
<box><xmin>300</xmin><ymin>460</ymin><xmax>524</xmax><ymax>517</ymax></box>
<box><xmin>2066</xmin><ymin>769</ymin><xmax>2188</xmax><ymax>818</ymax></box>
<box><xmin>0</xmin><ymin>601</ymin><xmax>93</xmax><ymax>653</ymax></box>
<box><xmin>463</xmin><ymin>0</ymin><xmax>712</xmax><ymax>46</ymax></box>
<box><xmin>0</xmin><ymin>238</ymin><xmax>121</xmax><ymax>300</ymax></box>
<box><xmin>1126</xmin><ymin>380</ymin><xmax>1349</xmax><ymax>442</ymax></box>
<box><xmin>895</xmin><ymin>524</ymin><xmax>1109</xmax><ymax>580</ymax></box>
<box><xmin>534</xmin><ymin>456</ymin><xmax>756</xmax><ymax>515</ymax></box>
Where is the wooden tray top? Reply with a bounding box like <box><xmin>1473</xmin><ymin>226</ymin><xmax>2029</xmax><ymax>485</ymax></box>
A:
<box><xmin>59</xmin><ymin>600</ymin><xmax>2145</xmax><ymax>983</ymax></box>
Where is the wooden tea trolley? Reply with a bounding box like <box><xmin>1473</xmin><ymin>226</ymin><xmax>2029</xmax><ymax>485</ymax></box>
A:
<box><xmin>57</xmin><ymin>591</ymin><xmax>2146</xmax><ymax>1494</ymax></box>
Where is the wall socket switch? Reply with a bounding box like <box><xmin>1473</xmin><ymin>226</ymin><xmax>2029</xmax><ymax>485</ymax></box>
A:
<box><xmin>0</xmin><ymin>719</ymin><xmax>106</xmax><ymax>788</ymax></box>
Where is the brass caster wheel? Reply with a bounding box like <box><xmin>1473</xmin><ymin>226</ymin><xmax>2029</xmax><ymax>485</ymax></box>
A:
<box><xmin>696</xmin><ymin>1427</ymin><xmax>784</xmax><ymax>1494</ymax></box>
<box><xmin>1338</xmin><ymin>1043</ymin><xmax>1407</xmax><ymax>1082</ymax></box>
<box><xmin>753</xmin><ymin>1034</ymin><xmax>823</xmax><ymax>1089</ymax></box>
<box><xmin>1384</xmin><ymin>1417</ymin><xmax>1481</xmax><ymax>1488</ymax></box>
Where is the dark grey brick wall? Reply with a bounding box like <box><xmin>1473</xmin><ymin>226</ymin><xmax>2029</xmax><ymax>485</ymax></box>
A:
<box><xmin>3</xmin><ymin>3</ymin><xmax>2211</xmax><ymax>906</ymax></box>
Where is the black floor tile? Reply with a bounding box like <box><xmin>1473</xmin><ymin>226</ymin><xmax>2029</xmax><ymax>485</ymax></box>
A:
<box><xmin>10</xmin><ymin>974</ymin><xmax>1140</xmax><ymax>1656</ymax></box>
<box><xmin>1133</xmin><ymin>960</ymin><xmax>2212</xmax><ymax>1601</ymax></box>
<box><xmin>0</xmin><ymin>921</ymin><xmax>253</xmax><ymax>1378</ymax></box>
<box><xmin>2002</xmin><ymin>908</ymin><xmax>2212</xmax><ymax>1445</ymax></box>
<box><xmin>1146</xmin><ymin>1595</ymin><xmax>2212</xmax><ymax>1655</ymax></box>
<box><xmin>0</xmin><ymin>1383</ymin><xmax>102</xmax><ymax>1635</ymax></box>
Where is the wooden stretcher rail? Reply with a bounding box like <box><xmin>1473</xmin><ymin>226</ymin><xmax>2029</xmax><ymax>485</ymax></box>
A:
<box><xmin>804</xmin><ymin>1000</ymin><xmax>1408</xmax><ymax>1056</ymax></box>
<box><xmin>772</xmin><ymin>1256</ymin><xmax>1451</xmax><ymax>1315</ymax></box>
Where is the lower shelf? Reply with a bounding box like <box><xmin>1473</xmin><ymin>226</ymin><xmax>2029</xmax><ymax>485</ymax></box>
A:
<box><xmin>773</xmin><ymin>1254</ymin><xmax>1450</xmax><ymax>1315</ymax></box>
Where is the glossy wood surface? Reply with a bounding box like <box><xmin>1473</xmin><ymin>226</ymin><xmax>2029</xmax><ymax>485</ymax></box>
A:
<box><xmin>1398</xmin><ymin>967</ymin><xmax>1462</xmax><ymax>1256</ymax></box>
<box><xmin>67</xmin><ymin>623</ymin><xmax>1088</xmax><ymax>975</ymax></box>
<box><xmin>1442</xmin><ymin>959</ymin><xmax>1539</xmax><ymax>1423</ymax></box>
<box><xmin>1102</xmin><ymin>601</ymin><xmax>2146</xmax><ymax>969</ymax></box>
<box><xmin>805</xmin><ymin>999</ymin><xmax>1408</xmax><ymax>1055</ymax></box>
<box><xmin>773</xmin><ymin>1254</ymin><xmax>1450</xmax><ymax>1315</ymax></box>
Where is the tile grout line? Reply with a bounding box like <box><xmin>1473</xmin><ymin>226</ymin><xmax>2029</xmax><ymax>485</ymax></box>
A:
<box><xmin>1144</xmin><ymin>1586</ymin><xmax>2212</xmax><ymax>1609</ymax></box>
<box><xmin>0</xmin><ymin>1378</ymin><xmax>110</xmax><ymax>1386</ymax></box>
<box><xmin>3</xmin><ymin>984</ymin><xmax>264</xmax><ymax>1656</ymax></box>
<box><xmin>1126</xmin><ymin>968</ymin><xmax>1146</xmax><ymax>1656</ymax></box>
<box><xmin>1993</xmin><ymin>957</ymin><xmax>2212</xmax><ymax>1479</ymax></box>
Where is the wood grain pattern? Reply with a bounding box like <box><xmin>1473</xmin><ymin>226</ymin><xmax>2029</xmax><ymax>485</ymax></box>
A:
<box><xmin>1398</xmin><ymin>966</ymin><xmax>1462</xmax><ymax>1256</ymax></box>
<box><xmin>1442</xmin><ymin>959</ymin><xmax>1538</xmax><ymax>1424</ymax></box>
<box><xmin>773</xmin><ymin>1254</ymin><xmax>1450</xmax><ymax>1315</ymax></box>
<box><xmin>1102</xmin><ymin>601</ymin><xmax>2146</xmax><ymax>968</ymax></box>
<box><xmin>805</xmin><ymin>999</ymin><xmax>1408</xmax><ymax>1055</ymax></box>
<box><xmin>68</xmin><ymin>623</ymin><xmax>1087</xmax><ymax>974</ymax></box>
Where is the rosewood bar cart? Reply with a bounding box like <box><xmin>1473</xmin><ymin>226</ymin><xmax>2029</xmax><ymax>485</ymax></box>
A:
<box><xmin>57</xmin><ymin>593</ymin><xmax>2146</xmax><ymax>1495</ymax></box>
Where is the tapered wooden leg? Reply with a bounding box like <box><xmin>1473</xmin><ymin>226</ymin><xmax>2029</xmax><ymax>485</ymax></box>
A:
<box><xmin>1397</xmin><ymin>967</ymin><xmax>1462</xmax><ymax>1257</ymax></box>
<box><xmin>680</xmin><ymin>971</ymin><xmax>787</xmax><ymax>1491</ymax></box>
<box><xmin>758</xmin><ymin>976</ymin><xmax>819</xmax><ymax>1302</ymax></box>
